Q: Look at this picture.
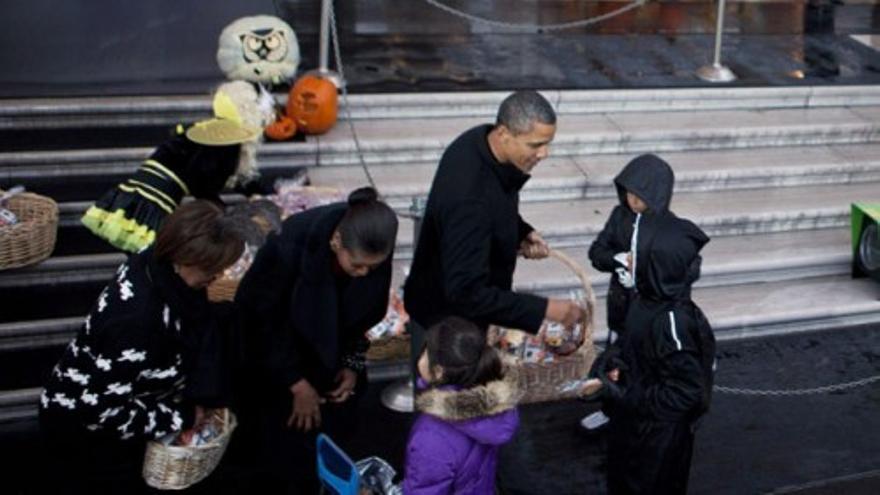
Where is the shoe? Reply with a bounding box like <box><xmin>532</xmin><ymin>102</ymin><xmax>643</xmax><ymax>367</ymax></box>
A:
<box><xmin>580</xmin><ymin>411</ymin><xmax>610</xmax><ymax>431</ymax></box>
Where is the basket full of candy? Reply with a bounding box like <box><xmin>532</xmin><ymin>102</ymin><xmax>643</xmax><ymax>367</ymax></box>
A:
<box><xmin>142</xmin><ymin>409</ymin><xmax>237</xmax><ymax>490</ymax></box>
<box><xmin>490</xmin><ymin>249</ymin><xmax>597</xmax><ymax>404</ymax></box>
<box><xmin>0</xmin><ymin>187</ymin><xmax>59</xmax><ymax>271</ymax></box>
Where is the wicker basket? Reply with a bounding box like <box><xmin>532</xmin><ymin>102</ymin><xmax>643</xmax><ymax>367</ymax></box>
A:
<box><xmin>0</xmin><ymin>190</ymin><xmax>58</xmax><ymax>270</ymax></box>
<box><xmin>366</xmin><ymin>334</ymin><xmax>411</xmax><ymax>361</ymax></box>
<box><xmin>143</xmin><ymin>409</ymin><xmax>237</xmax><ymax>490</ymax></box>
<box><xmin>493</xmin><ymin>249</ymin><xmax>598</xmax><ymax>404</ymax></box>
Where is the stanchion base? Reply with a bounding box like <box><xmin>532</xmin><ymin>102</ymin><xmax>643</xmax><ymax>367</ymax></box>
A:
<box><xmin>696</xmin><ymin>64</ymin><xmax>737</xmax><ymax>83</ymax></box>
<box><xmin>380</xmin><ymin>378</ymin><xmax>414</xmax><ymax>413</ymax></box>
<box><xmin>304</xmin><ymin>68</ymin><xmax>345</xmax><ymax>89</ymax></box>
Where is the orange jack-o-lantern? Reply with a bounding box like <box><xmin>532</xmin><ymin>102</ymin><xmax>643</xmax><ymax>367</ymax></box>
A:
<box><xmin>265</xmin><ymin>114</ymin><xmax>297</xmax><ymax>141</ymax></box>
<box><xmin>286</xmin><ymin>75</ymin><xmax>338</xmax><ymax>135</ymax></box>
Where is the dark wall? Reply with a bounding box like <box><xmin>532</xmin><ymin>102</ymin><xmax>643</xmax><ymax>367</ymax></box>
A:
<box><xmin>0</xmin><ymin>0</ymin><xmax>314</xmax><ymax>97</ymax></box>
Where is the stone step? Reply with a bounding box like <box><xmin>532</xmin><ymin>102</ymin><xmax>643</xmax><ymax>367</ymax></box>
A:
<box><xmin>4</xmin><ymin>86</ymin><xmax>880</xmax><ymax>131</ymax></box>
<box><xmin>262</xmin><ymin>106</ymin><xmax>880</xmax><ymax>168</ymax></box>
<box><xmin>584</xmin><ymin>275</ymin><xmax>880</xmax><ymax>341</ymax></box>
<box><xmin>0</xmin><ymin>388</ymin><xmax>40</xmax><ymax>424</ymax></box>
<box><xmin>507</xmin><ymin>228</ymin><xmax>852</xmax><ymax>297</ymax></box>
<box><xmin>392</xmin><ymin>181</ymin><xmax>876</xmax><ymax>256</ymax></box>
<box><xmin>9</xmin><ymin>141</ymin><xmax>880</xmax><ymax>209</ymax></box>
<box><xmin>4</xmin><ymin>105</ymin><xmax>879</xmax><ymax>181</ymax></box>
<box><xmin>48</xmin><ymin>179</ymin><xmax>875</xmax><ymax>259</ymax></box>
<box><xmin>310</xmin><ymin>143</ymin><xmax>880</xmax><ymax>209</ymax></box>
<box><xmin>1</xmin><ymin>227</ymin><xmax>850</xmax><ymax>324</ymax></box>
<box><xmin>667</xmin><ymin>275</ymin><xmax>880</xmax><ymax>341</ymax></box>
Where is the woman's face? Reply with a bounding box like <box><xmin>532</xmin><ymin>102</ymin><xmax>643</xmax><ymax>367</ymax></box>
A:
<box><xmin>331</xmin><ymin>232</ymin><xmax>388</xmax><ymax>277</ymax></box>
<box><xmin>175</xmin><ymin>264</ymin><xmax>221</xmax><ymax>289</ymax></box>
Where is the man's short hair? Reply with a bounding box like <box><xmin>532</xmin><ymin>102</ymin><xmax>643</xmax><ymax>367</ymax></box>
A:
<box><xmin>495</xmin><ymin>90</ymin><xmax>556</xmax><ymax>135</ymax></box>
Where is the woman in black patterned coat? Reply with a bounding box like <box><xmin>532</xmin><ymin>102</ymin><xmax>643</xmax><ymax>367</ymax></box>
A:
<box><xmin>38</xmin><ymin>200</ymin><xmax>244</xmax><ymax>495</ymax></box>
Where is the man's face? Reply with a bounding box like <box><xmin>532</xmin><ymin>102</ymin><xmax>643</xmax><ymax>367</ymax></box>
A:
<box><xmin>499</xmin><ymin>121</ymin><xmax>556</xmax><ymax>174</ymax></box>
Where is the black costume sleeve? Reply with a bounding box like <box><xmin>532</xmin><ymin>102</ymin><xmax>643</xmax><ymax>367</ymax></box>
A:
<box><xmin>68</xmin><ymin>321</ymin><xmax>194</xmax><ymax>441</ymax></box>
<box><xmin>640</xmin><ymin>311</ymin><xmax>704</xmax><ymax>422</ymax></box>
<box><xmin>517</xmin><ymin>214</ymin><xmax>535</xmax><ymax>244</ymax></box>
<box><xmin>182</xmin><ymin>302</ymin><xmax>236</xmax><ymax>408</ymax></box>
<box><xmin>236</xmin><ymin>237</ymin><xmax>304</xmax><ymax>388</ymax></box>
<box><xmin>340</xmin><ymin>258</ymin><xmax>393</xmax><ymax>372</ymax></box>
<box><xmin>589</xmin><ymin>206</ymin><xmax>626</xmax><ymax>273</ymax></box>
<box><xmin>440</xmin><ymin>201</ymin><xmax>547</xmax><ymax>332</ymax></box>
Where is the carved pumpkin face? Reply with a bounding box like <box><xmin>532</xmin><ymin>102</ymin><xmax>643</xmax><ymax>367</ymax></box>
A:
<box><xmin>265</xmin><ymin>115</ymin><xmax>297</xmax><ymax>141</ymax></box>
<box><xmin>286</xmin><ymin>75</ymin><xmax>338</xmax><ymax>135</ymax></box>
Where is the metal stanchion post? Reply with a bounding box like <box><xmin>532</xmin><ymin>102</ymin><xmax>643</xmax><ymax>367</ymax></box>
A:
<box><xmin>380</xmin><ymin>197</ymin><xmax>427</xmax><ymax>413</ymax></box>
<box><xmin>696</xmin><ymin>0</ymin><xmax>737</xmax><ymax>83</ymax></box>
<box><xmin>305</xmin><ymin>0</ymin><xmax>344</xmax><ymax>88</ymax></box>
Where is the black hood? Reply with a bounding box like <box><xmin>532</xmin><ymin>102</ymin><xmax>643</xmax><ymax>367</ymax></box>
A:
<box><xmin>614</xmin><ymin>154</ymin><xmax>675</xmax><ymax>214</ymax></box>
<box><xmin>642</xmin><ymin>216</ymin><xmax>710</xmax><ymax>301</ymax></box>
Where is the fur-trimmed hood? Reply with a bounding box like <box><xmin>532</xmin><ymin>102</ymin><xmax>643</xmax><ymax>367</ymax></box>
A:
<box><xmin>404</xmin><ymin>359</ymin><xmax>520</xmax><ymax>493</ymax></box>
<box><xmin>416</xmin><ymin>360</ymin><xmax>521</xmax><ymax>420</ymax></box>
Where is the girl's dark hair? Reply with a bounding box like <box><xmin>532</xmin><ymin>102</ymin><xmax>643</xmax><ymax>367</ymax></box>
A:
<box><xmin>338</xmin><ymin>187</ymin><xmax>399</xmax><ymax>256</ymax></box>
<box><xmin>155</xmin><ymin>200</ymin><xmax>244</xmax><ymax>274</ymax></box>
<box><xmin>425</xmin><ymin>316</ymin><xmax>503</xmax><ymax>388</ymax></box>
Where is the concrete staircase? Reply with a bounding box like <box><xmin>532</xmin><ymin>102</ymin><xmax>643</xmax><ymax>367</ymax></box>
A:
<box><xmin>2</xmin><ymin>85</ymin><xmax>880</xmax><ymax>422</ymax></box>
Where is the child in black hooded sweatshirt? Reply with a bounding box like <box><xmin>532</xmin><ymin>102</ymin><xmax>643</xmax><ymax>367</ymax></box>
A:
<box><xmin>581</xmin><ymin>153</ymin><xmax>677</xmax><ymax>431</ymax></box>
<box><xmin>595</xmin><ymin>211</ymin><xmax>712</xmax><ymax>495</ymax></box>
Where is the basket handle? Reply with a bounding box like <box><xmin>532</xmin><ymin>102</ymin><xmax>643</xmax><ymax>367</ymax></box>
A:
<box><xmin>544</xmin><ymin>249</ymin><xmax>597</xmax><ymax>344</ymax></box>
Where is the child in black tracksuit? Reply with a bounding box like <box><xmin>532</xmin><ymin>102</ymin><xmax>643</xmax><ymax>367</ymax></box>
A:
<box><xmin>582</xmin><ymin>153</ymin><xmax>676</xmax><ymax>431</ymax></box>
<box><xmin>594</xmin><ymin>212</ymin><xmax>712</xmax><ymax>495</ymax></box>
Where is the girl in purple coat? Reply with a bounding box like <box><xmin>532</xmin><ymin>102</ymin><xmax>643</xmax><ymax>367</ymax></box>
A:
<box><xmin>403</xmin><ymin>316</ymin><xmax>521</xmax><ymax>495</ymax></box>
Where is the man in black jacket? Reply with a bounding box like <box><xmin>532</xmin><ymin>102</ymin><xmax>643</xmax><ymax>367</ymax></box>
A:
<box><xmin>404</xmin><ymin>90</ymin><xmax>585</xmax><ymax>341</ymax></box>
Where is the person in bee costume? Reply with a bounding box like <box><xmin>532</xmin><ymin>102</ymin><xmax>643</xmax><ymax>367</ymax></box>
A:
<box><xmin>81</xmin><ymin>89</ymin><xmax>269</xmax><ymax>253</ymax></box>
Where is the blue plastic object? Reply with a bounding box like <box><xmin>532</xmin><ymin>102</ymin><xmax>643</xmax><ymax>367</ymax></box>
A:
<box><xmin>316</xmin><ymin>433</ymin><xmax>360</xmax><ymax>495</ymax></box>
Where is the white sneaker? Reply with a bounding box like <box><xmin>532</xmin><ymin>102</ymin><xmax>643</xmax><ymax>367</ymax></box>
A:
<box><xmin>580</xmin><ymin>411</ymin><xmax>610</xmax><ymax>431</ymax></box>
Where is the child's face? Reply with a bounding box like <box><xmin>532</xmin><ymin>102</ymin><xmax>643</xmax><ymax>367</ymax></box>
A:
<box><xmin>626</xmin><ymin>192</ymin><xmax>647</xmax><ymax>213</ymax></box>
<box><xmin>417</xmin><ymin>349</ymin><xmax>440</xmax><ymax>383</ymax></box>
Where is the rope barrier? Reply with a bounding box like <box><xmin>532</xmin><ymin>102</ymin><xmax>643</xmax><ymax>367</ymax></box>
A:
<box><xmin>328</xmin><ymin>1</ymin><xmax>379</xmax><ymax>193</ymax></box>
<box><xmin>593</xmin><ymin>344</ymin><xmax>880</xmax><ymax>397</ymax></box>
<box><xmin>424</xmin><ymin>0</ymin><xmax>647</xmax><ymax>33</ymax></box>
<box><xmin>713</xmin><ymin>374</ymin><xmax>880</xmax><ymax>396</ymax></box>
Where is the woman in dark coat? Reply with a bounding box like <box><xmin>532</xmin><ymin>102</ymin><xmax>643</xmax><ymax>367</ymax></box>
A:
<box><xmin>233</xmin><ymin>187</ymin><xmax>399</xmax><ymax>493</ymax></box>
<box><xmin>39</xmin><ymin>200</ymin><xmax>245</xmax><ymax>494</ymax></box>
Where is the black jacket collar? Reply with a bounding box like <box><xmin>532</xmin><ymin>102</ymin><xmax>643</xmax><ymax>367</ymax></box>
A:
<box><xmin>477</xmin><ymin>124</ymin><xmax>531</xmax><ymax>193</ymax></box>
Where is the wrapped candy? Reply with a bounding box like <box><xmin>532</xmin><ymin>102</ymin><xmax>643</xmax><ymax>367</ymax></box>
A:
<box><xmin>0</xmin><ymin>207</ymin><xmax>17</xmax><ymax>227</ymax></box>
<box><xmin>0</xmin><ymin>185</ymin><xmax>24</xmax><ymax>227</ymax></box>
<box><xmin>268</xmin><ymin>180</ymin><xmax>347</xmax><ymax>219</ymax></box>
<box><xmin>492</xmin><ymin>290</ymin><xmax>586</xmax><ymax>364</ymax></box>
<box><xmin>366</xmin><ymin>288</ymin><xmax>409</xmax><ymax>341</ymax></box>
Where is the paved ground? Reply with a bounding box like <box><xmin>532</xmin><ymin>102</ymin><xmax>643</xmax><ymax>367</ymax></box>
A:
<box><xmin>3</xmin><ymin>323</ymin><xmax>879</xmax><ymax>494</ymax></box>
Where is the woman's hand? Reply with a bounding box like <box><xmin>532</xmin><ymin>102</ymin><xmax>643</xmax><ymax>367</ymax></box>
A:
<box><xmin>327</xmin><ymin>368</ymin><xmax>358</xmax><ymax>403</ymax></box>
<box><xmin>288</xmin><ymin>379</ymin><xmax>325</xmax><ymax>431</ymax></box>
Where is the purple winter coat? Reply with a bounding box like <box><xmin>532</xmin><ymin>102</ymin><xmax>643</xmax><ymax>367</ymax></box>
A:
<box><xmin>403</xmin><ymin>374</ymin><xmax>520</xmax><ymax>494</ymax></box>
